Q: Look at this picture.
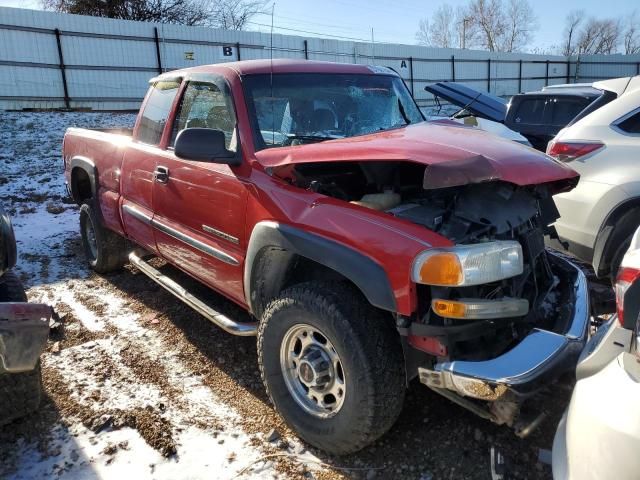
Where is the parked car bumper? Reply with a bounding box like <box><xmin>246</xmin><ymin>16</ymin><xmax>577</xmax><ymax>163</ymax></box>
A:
<box><xmin>0</xmin><ymin>302</ymin><xmax>52</xmax><ymax>373</ymax></box>
<box><xmin>419</xmin><ymin>251</ymin><xmax>590</xmax><ymax>400</ymax></box>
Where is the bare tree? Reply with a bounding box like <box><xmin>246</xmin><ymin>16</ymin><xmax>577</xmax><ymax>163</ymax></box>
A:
<box><xmin>467</xmin><ymin>0</ymin><xmax>505</xmax><ymax>51</ymax></box>
<box><xmin>416</xmin><ymin>3</ymin><xmax>480</xmax><ymax>49</ymax></box>
<box><xmin>575</xmin><ymin>18</ymin><xmax>621</xmax><ymax>54</ymax></box>
<box><xmin>623</xmin><ymin>11</ymin><xmax>640</xmax><ymax>54</ymax></box>
<box><xmin>415</xmin><ymin>4</ymin><xmax>456</xmax><ymax>48</ymax></box>
<box><xmin>562</xmin><ymin>10</ymin><xmax>583</xmax><ymax>56</ymax></box>
<box><xmin>206</xmin><ymin>0</ymin><xmax>268</xmax><ymax>30</ymax></box>
<box><xmin>42</xmin><ymin>0</ymin><xmax>266</xmax><ymax>28</ymax></box>
<box><xmin>500</xmin><ymin>0</ymin><xmax>537</xmax><ymax>52</ymax></box>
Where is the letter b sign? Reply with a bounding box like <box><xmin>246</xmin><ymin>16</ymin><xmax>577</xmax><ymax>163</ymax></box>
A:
<box><xmin>222</xmin><ymin>46</ymin><xmax>233</xmax><ymax>56</ymax></box>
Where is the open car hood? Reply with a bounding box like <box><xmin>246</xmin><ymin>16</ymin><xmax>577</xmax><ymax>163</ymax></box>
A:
<box><xmin>255</xmin><ymin>122</ymin><xmax>579</xmax><ymax>192</ymax></box>
<box><xmin>424</xmin><ymin>82</ymin><xmax>507</xmax><ymax>123</ymax></box>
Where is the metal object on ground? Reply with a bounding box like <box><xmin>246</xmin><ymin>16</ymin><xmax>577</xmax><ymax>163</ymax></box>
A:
<box><xmin>128</xmin><ymin>251</ymin><xmax>256</xmax><ymax>336</ymax></box>
<box><xmin>0</xmin><ymin>303</ymin><xmax>53</xmax><ymax>372</ymax></box>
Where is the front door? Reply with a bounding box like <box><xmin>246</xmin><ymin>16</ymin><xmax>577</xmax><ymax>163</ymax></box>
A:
<box><xmin>151</xmin><ymin>78</ymin><xmax>248</xmax><ymax>305</ymax></box>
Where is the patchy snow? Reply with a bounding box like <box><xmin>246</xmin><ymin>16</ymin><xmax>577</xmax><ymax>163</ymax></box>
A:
<box><xmin>1</xmin><ymin>111</ymin><xmax>314</xmax><ymax>480</ymax></box>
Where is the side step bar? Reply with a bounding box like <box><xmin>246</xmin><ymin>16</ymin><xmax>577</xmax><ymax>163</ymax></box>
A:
<box><xmin>128</xmin><ymin>251</ymin><xmax>257</xmax><ymax>337</ymax></box>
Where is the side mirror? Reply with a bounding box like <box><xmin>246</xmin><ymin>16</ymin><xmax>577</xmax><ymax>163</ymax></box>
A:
<box><xmin>174</xmin><ymin>128</ymin><xmax>239</xmax><ymax>164</ymax></box>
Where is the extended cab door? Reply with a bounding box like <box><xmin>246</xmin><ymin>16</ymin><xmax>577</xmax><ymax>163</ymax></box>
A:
<box><xmin>151</xmin><ymin>77</ymin><xmax>249</xmax><ymax>305</ymax></box>
<box><xmin>120</xmin><ymin>79</ymin><xmax>181</xmax><ymax>252</ymax></box>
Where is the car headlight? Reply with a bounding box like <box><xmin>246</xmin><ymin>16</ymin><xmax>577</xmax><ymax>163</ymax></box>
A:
<box><xmin>411</xmin><ymin>241</ymin><xmax>523</xmax><ymax>286</ymax></box>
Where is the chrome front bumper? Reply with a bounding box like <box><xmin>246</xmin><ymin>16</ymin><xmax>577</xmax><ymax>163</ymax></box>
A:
<box><xmin>419</xmin><ymin>251</ymin><xmax>590</xmax><ymax>401</ymax></box>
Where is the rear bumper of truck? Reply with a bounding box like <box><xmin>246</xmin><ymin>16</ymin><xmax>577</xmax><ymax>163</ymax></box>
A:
<box><xmin>0</xmin><ymin>303</ymin><xmax>52</xmax><ymax>373</ymax></box>
<box><xmin>418</xmin><ymin>251</ymin><xmax>589</xmax><ymax>401</ymax></box>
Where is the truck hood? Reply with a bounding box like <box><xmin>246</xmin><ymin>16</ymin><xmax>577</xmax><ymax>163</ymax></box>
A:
<box><xmin>255</xmin><ymin>122</ymin><xmax>579</xmax><ymax>191</ymax></box>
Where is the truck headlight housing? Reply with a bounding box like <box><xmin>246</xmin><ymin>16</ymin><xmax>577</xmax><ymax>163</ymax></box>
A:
<box><xmin>412</xmin><ymin>241</ymin><xmax>523</xmax><ymax>286</ymax></box>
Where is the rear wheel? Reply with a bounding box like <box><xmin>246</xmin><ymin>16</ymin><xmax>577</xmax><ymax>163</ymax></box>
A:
<box><xmin>0</xmin><ymin>270</ymin><xmax>42</xmax><ymax>425</ymax></box>
<box><xmin>80</xmin><ymin>202</ymin><xmax>127</xmax><ymax>274</ymax></box>
<box><xmin>258</xmin><ymin>281</ymin><xmax>405</xmax><ymax>454</ymax></box>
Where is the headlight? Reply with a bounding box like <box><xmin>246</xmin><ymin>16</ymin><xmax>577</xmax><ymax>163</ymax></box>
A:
<box><xmin>412</xmin><ymin>241</ymin><xmax>523</xmax><ymax>286</ymax></box>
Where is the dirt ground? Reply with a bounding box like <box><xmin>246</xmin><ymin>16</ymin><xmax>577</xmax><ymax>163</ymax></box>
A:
<box><xmin>0</xmin><ymin>111</ymin><xmax>563</xmax><ymax>479</ymax></box>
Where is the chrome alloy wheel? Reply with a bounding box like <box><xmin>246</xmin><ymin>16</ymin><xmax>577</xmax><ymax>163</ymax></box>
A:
<box><xmin>280</xmin><ymin>324</ymin><xmax>346</xmax><ymax>418</ymax></box>
<box><xmin>84</xmin><ymin>216</ymin><xmax>98</xmax><ymax>259</ymax></box>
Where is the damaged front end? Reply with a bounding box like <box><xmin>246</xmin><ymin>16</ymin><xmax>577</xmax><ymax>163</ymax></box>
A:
<box><xmin>278</xmin><ymin>156</ymin><xmax>587</xmax><ymax>435</ymax></box>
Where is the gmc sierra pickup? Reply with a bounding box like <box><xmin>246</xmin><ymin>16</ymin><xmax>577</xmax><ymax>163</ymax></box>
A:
<box><xmin>63</xmin><ymin>59</ymin><xmax>589</xmax><ymax>454</ymax></box>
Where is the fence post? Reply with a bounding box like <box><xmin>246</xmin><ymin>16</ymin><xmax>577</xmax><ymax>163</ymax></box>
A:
<box><xmin>487</xmin><ymin>58</ymin><xmax>491</xmax><ymax>92</ymax></box>
<box><xmin>518</xmin><ymin>60</ymin><xmax>522</xmax><ymax>93</ymax></box>
<box><xmin>545</xmin><ymin>60</ymin><xmax>549</xmax><ymax>86</ymax></box>
<box><xmin>236</xmin><ymin>42</ymin><xmax>241</xmax><ymax>61</ymax></box>
<box><xmin>451</xmin><ymin>55</ymin><xmax>455</xmax><ymax>82</ymax></box>
<box><xmin>304</xmin><ymin>40</ymin><xmax>308</xmax><ymax>60</ymax></box>
<box><xmin>409</xmin><ymin>56</ymin><xmax>414</xmax><ymax>96</ymax></box>
<box><xmin>54</xmin><ymin>28</ymin><xmax>70</xmax><ymax>109</ymax></box>
<box><xmin>566</xmin><ymin>58</ymin><xmax>570</xmax><ymax>84</ymax></box>
<box><xmin>637</xmin><ymin>62</ymin><xmax>639</xmax><ymax>75</ymax></box>
<box><xmin>153</xmin><ymin>27</ymin><xmax>163</xmax><ymax>74</ymax></box>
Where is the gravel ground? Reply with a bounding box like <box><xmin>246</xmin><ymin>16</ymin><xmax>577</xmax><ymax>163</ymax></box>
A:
<box><xmin>0</xmin><ymin>111</ymin><xmax>563</xmax><ymax>479</ymax></box>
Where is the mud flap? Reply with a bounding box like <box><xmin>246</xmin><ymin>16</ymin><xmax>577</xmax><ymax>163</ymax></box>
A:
<box><xmin>0</xmin><ymin>303</ymin><xmax>52</xmax><ymax>373</ymax></box>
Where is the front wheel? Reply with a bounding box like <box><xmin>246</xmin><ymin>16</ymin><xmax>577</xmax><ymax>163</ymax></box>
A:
<box><xmin>258</xmin><ymin>281</ymin><xmax>405</xmax><ymax>455</ymax></box>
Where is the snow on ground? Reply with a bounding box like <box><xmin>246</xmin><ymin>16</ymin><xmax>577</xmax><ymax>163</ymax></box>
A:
<box><xmin>0</xmin><ymin>111</ymin><xmax>560</xmax><ymax>480</ymax></box>
<box><xmin>0</xmin><ymin>111</ymin><xmax>320</xmax><ymax>480</ymax></box>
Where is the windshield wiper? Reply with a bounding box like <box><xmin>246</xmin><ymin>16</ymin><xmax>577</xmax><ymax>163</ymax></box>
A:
<box><xmin>284</xmin><ymin>135</ymin><xmax>336</xmax><ymax>144</ymax></box>
<box><xmin>398</xmin><ymin>99</ymin><xmax>411</xmax><ymax>125</ymax></box>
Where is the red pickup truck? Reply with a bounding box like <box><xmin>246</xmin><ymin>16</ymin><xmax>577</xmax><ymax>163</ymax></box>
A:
<box><xmin>63</xmin><ymin>59</ymin><xmax>589</xmax><ymax>454</ymax></box>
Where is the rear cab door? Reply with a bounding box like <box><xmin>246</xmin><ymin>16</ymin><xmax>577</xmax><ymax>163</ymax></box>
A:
<box><xmin>120</xmin><ymin>78</ymin><xmax>181</xmax><ymax>252</ymax></box>
<box><xmin>150</xmin><ymin>74</ymin><xmax>249</xmax><ymax>305</ymax></box>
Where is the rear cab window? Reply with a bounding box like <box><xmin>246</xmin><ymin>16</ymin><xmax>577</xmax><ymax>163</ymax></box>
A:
<box><xmin>136</xmin><ymin>80</ymin><xmax>181</xmax><ymax>145</ymax></box>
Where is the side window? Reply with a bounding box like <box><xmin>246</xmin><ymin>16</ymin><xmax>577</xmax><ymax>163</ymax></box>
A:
<box><xmin>615</xmin><ymin>110</ymin><xmax>640</xmax><ymax>134</ymax></box>
<box><xmin>170</xmin><ymin>81</ymin><xmax>237</xmax><ymax>151</ymax></box>
<box><xmin>136</xmin><ymin>80</ymin><xmax>180</xmax><ymax>145</ymax></box>
<box><xmin>552</xmin><ymin>98</ymin><xmax>589</xmax><ymax>126</ymax></box>
<box><xmin>514</xmin><ymin>98</ymin><xmax>546</xmax><ymax>125</ymax></box>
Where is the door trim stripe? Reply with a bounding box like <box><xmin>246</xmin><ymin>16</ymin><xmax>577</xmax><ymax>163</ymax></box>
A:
<box><xmin>153</xmin><ymin>219</ymin><xmax>239</xmax><ymax>266</ymax></box>
<box><xmin>202</xmin><ymin>224</ymin><xmax>239</xmax><ymax>244</ymax></box>
<box><xmin>122</xmin><ymin>203</ymin><xmax>152</xmax><ymax>224</ymax></box>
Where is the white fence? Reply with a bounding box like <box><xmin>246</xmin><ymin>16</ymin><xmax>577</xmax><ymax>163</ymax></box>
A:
<box><xmin>1</xmin><ymin>6</ymin><xmax>640</xmax><ymax>110</ymax></box>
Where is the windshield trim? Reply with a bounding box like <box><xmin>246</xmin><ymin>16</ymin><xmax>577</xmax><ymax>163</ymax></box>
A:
<box><xmin>241</xmin><ymin>72</ymin><xmax>424</xmax><ymax>152</ymax></box>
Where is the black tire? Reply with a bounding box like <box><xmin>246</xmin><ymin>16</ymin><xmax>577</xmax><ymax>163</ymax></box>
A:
<box><xmin>0</xmin><ymin>270</ymin><xmax>27</xmax><ymax>302</ymax></box>
<box><xmin>605</xmin><ymin>209</ymin><xmax>640</xmax><ymax>283</ymax></box>
<box><xmin>0</xmin><ymin>363</ymin><xmax>42</xmax><ymax>426</ymax></box>
<box><xmin>79</xmin><ymin>202</ymin><xmax>127</xmax><ymax>274</ymax></box>
<box><xmin>0</xmin><ymin>270</ymin><xmax>42</xmax><ymax>426</ymax></box>
<box><xmin>258</xmin><ymin>281</ymin><xmax>405</xmax><ymax>455</ymax></box>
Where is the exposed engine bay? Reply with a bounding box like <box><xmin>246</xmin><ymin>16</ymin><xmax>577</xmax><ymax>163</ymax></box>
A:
<box><xmin>281</xmin><ymin>160</ymin><xmax>566</xmax><ymax>361</ymax></box>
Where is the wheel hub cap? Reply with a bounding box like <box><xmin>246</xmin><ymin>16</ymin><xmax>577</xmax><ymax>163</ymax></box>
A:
<box><xmin>280</xmin><ymin>324</ymin><xmax>346</xmax><ymax>418</ymax></box>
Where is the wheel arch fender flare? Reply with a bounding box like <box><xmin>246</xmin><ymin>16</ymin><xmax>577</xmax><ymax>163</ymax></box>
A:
<box><xmin>68</xmin><ymin>156</ymin><xmax>98</xmax><ymax>203</ymax></box>
<box><xmin>244</xmin><ymin>221</ymin><xmax>397</xmax><ymax>317</ymax></box>
<box><xmin>593</xmin><ymin>196</ymin><xmax>640</xmax><ymax>276</ymax></box>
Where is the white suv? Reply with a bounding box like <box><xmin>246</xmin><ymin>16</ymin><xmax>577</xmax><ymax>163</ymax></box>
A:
<box><xmin>548</xmin><ymin>76</ymin><xmax>640</xmax><ymax>281</ymax></box>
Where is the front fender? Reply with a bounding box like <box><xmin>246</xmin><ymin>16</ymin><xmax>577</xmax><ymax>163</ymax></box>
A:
<box><xmin>244</xmin><ymin>221</ymin><xmax>396</xmax><ymax>316</ymax></box>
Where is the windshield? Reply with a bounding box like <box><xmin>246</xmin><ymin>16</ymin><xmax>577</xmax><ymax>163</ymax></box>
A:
<box><xmin>242</xmin><ymin>73</ymin><xmax>424</xmax><ymax>150</ymax></box>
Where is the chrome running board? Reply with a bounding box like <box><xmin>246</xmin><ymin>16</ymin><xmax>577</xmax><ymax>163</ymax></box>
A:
<box><xmin>128</xmin><ymin>251</ymin><xmax>257</xmax><ymax>336</ymax></box>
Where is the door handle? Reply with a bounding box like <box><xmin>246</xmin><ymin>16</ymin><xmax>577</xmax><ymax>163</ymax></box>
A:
<box><xmin>154</xmin><ymin>166</ymin><xmax>169</xmax><ymax>184</ymax></box>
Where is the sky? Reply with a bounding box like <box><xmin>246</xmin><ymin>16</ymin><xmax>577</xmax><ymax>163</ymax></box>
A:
<box><xmin>0</xmin><ymin>0</ymin><xmax>638</xmax><ymax>51</ymax></box>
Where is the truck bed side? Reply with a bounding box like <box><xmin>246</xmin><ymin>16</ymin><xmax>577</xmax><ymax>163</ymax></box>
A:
<box><xmin>63</xmin><ymin>128</ymin><xmax>132</xmax><ymax>236</ymax></box>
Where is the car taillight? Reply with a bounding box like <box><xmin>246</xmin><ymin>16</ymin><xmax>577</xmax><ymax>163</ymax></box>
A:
<box><xmin>615</xmin><ymin>267</ymin><xmax>640</xmax><ymax>327</ymax></box>
<box><xmin>546</xmin><ymin>141</ymin><xmax>604</xmax><ymax>162</ymax></box>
